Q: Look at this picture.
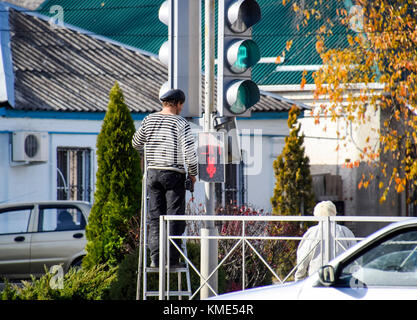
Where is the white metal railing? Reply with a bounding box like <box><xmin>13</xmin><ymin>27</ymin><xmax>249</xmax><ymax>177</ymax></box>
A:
<box><xmin>158</xmin><ymin>215</ymin><xmax>411</xmax><ymax>300</ymax></box>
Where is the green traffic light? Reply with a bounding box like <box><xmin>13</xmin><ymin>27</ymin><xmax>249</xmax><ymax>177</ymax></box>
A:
<box><xmin>230</xmin><ymin>40</ymin><xmax>260</xmax><ymax>73</ymax></box>
<box><xmin>236</xmin><ymin>45</ymin><xmax>248</xmax><ymax>70</ymax></box>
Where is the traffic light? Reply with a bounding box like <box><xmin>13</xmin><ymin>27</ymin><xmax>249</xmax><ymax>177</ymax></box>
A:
<box><xmin>217</xmin><ymin>0</ymin><xmax>261</xmax><ymax>117</ymax></box>
<box><xmin>157</xmin><ymin>0</ymin><xmax>202</xmax><ymax>117</ymax></box>
<box><xmin>198</xmin><ymin>132</ymin><xmax>226</xmax><ymax>183</ymax></box>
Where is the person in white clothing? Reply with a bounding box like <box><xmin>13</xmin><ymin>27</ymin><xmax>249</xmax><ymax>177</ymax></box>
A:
<box><xmin>294</xmin><ymin>201</ymin><xmax>357</xmax><ymax>281</ymax></box>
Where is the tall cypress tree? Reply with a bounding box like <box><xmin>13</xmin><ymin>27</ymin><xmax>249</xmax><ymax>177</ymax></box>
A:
<box><xmin>271</xmin><ymin>106</ymin><xmax>315</xmax><ymax>216</ymax></box>
<box><xmin>267</xmin><ymin>106</ymin><xmax>315</xmax><ymax>280</ymax></box>
<box><xmin>83</xmin><ymin>82</ymin><xmax>142</xmax><ymax>268</ymax></box>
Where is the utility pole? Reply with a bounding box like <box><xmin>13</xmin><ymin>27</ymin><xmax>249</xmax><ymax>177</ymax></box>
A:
<box><xmin>200</xmin><ymin>0</ymin><xmax>218</xmax><ymax>299</ymax></box>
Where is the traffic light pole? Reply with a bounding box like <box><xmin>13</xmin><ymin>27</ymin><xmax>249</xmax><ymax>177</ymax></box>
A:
<box><xmin>200</xmin><ymin>0</ymin><xmax>218</xmax><ymax>299</ymax></box>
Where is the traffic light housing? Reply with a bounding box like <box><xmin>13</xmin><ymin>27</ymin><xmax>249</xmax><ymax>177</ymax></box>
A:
<box><xmin>217</xmin><ymin>0</ymin><xmax>261</xmax><ymax>117</ymax></box>
<box><xmin>158</xmin><ymin>0</ymin><xmax>202</xmax><ymax>117</ymax></box>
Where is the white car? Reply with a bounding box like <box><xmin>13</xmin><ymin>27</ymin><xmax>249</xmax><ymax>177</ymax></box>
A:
<box><xmin>211</xmin><ymin>218</ymin><xmax>417</xmax><ymax>300</ymax></box>
<box><xmin>0</xmin><ymin>201</ymin><xmax>90</xmax><ymax>279</ymax></box>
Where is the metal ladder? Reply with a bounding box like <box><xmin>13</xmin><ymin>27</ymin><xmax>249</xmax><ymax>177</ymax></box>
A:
<box><xmin>143</xmin><ymin>239</ymin><xmax>192</xmax><ymax>299</ymax></box>
<box><xmin>136</xmin><ymin>157</ymin><xmax>192</xmax><ymax>300</ymax></box>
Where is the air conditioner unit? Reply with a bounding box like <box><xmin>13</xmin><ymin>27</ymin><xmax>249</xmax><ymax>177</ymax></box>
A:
<box><xmin>12</xmin><ymin>132</ymin><xmax>49</xmax><ymax>162</ymax></box>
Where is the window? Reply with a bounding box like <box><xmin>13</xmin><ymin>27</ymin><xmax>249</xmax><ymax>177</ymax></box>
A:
<box><xmin>38</xmin><ymin>206</ymin><xmax>86</xmax><ymax>232</ymax></box>
<box><xmin>57</xmin><ymin>148</ymin><xmax>92</xmax><ymax>202</ymax></box>
<box><xmin>337</xmin><ymin>228</ymin><xmax>417</xmax><ymax>287</ymax></box>
<box><xmin>0</xmin><ymin>207</ymin><xmax>32</xmax><ymax>234</ymax></box>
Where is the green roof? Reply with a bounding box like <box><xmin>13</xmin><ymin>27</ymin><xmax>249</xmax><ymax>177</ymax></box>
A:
<box><xmin>37</xmin><ymin>0</ymin><xmax>167</xmax><ymax>53</ymax></box>
<box><xmin>36</xmin><ymin>0</ymin><xmax>350</xmax><ymax>86</ymax></box>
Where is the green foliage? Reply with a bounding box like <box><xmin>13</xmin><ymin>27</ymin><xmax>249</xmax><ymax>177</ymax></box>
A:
<box><xmin>271</xmin><ymin>106</ymin><xmax>315</xmax><ymax>216</ymax></box>
<box><xmin>107</xmin><ymin>248</ymin><xmax>140</xmax><ymax>300</ymax></box>
<box><xmin>84</xmin><ymin>81</ymin><xmax>142</xmax><ymax>268</ymax></box>
<box><xmin>268</xmin><ymin>106</ymin><xmax>315</xmax><ymax>280</ymax></box>
<box><xmin>1</xmin><ymin>265</ymin><xmax>116</xmax><ymax>300</ymax></box>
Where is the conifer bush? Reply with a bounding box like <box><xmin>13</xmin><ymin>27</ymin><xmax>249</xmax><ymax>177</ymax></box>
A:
<box><xmin>268</xmin><ymin>106</ymin><xmax>315</xmax><ymax>280</ymax></box>
<box><xmin>1</xmin><ymin>265</ymin><xmax>116</xmax><ymax>300</ymax></box>
<box><xmin>83</xmin><ymin>82</ymin><xmax>142</xmax><ymax>268</ymax></box>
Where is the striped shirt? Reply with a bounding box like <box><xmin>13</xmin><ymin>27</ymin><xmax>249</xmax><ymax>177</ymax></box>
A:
<box><xmin>132</xmin><ymin>112</ymin><xmax>198</xmax><ymax>176</ymax></box>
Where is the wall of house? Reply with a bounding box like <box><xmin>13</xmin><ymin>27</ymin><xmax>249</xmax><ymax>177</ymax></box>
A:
<box><xmin>0</xmin><ymin>116</ymin><xmax>100</xmax><ymax>204</ymax></box>
<box><xmin>298</xmin><ymin>108</ymin><xmax>381</xmax><ymax>216</ymax></box>
<box><xmin>297</xmin><ymin>106</ymin><xmax>410</xmax><ymax>225</ymax></box>
<box><xmin>237</xmin><ymin>118</ymin><xmax>288</xmax><ymax>212</ymax></box>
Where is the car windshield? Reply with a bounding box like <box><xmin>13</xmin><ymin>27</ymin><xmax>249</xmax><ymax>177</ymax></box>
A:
<box><xmin>337</xmin><ymin>228</ymin><xmax>417</xmax><ymax>287</ymax></box>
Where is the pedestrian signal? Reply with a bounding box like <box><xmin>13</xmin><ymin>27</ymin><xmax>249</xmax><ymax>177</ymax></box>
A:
<box><xmin>198</xmin><ymin>132</ymin><xmax>226</xmax><ymax>183</ymax></box>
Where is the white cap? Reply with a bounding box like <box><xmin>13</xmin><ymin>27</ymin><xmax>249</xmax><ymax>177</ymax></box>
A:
<box><xmin>313</xmin><ymin>201</ymin><xmax>337</xmax><ymax>217</ymax></box>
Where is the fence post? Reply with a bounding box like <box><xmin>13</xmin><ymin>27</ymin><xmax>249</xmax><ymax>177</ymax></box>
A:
<box><xmin>322</xmin><ymin>216</ymin><xmax>331</xmax><ymax>265</ymax></box>
<box><xmin>159</xmin><ymin>217</ymin><xmax>167</xmax><ymax>300</ymax></box>
<box><xmin>242</xmin><ymin>220</ymin><xmax>246</xmax><ymax>291</ymax></box>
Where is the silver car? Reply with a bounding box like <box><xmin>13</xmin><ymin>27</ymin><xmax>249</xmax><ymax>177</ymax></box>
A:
<box><xmin>0</xmin><ymin>201</ymin><xmax>90</xmax><ymax>279</ymax></box>
<box><xmin>211</xmin><ymin>218</ymin><xmax>417</xmax><ymax>300</ymax></box>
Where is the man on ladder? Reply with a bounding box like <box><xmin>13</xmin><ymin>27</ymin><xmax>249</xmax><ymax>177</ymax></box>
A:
<box><xmin>132</xmin><ymin>88</ymin><xmax>198</xmax><ymax>269</ymax></box>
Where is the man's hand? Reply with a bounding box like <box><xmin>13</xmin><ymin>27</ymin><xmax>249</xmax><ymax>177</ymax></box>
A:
<box><xmin>189</xmin><ymin>175</ymin><xmax>196</xmax><ymax>186</ymax></box>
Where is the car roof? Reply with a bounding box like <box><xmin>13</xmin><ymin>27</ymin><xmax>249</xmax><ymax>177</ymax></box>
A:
<box><xmin>0</xmin><ymin>200</ymin><xmax>91</xmax><ymax>211</ymax></box>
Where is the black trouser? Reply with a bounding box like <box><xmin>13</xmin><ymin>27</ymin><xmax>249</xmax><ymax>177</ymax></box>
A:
<box><xmin>147</xmin><ymin>169</ymin><xmax>186</xmax><ymax>264</ymax></box>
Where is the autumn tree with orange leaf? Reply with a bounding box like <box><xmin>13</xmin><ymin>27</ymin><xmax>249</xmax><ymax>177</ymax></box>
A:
<box><xmin>289</xmin><ymin>0</ymin><xmax>417</xmax><ymax>205</ymax></box>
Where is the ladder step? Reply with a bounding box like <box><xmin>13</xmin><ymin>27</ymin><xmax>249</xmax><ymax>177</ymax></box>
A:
<box><xmin>145</xmin><ymin>266</ymin><xmax>189</xmax><ymax>273</ymax></box>
<box><xmin>145</xmin><ymin>291</ymin><xmax>192</xmax><ymax>297</ymax></box>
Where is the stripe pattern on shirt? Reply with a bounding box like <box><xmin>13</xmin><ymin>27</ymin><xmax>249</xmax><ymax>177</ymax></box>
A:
<box><xmin>132</xmin><ymin>113</ymin><xmax>198</xmax><ymax>176</ymax></box>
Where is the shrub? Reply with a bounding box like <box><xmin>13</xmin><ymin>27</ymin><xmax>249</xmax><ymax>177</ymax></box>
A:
<box><xmin>84</xmin><ymin>82</ymin><xmax>142</xmax><ymax>268</ymax></box>
<box><xmin>108</xmin><ymin>248</ymin><xmax>140</xmax><ymax>300</ymax></box>
<box><xmin>1</xmin><ymin>265</ymin><xmax>116</xmax><ymax>300</ymax></box>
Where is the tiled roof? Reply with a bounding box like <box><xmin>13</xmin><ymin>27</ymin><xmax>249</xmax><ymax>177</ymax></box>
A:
<box><xmin>9</xmin><ymin>8</ymin><xmax>164</xmax><ymax>113</ymax></box>
<box><xmin>5</xmin><ymin>7</ymin><xmax>308</xmax><ymax>114</ymax></box>
<box><xmin>36</xmin><ymin>0</ymin><xmax>350</xmax><ymax>86</ymax></box>
<box><xmin>4</xmin><ymin>0</ymin><xmax>43</xmax><ymax>10</ymax></box>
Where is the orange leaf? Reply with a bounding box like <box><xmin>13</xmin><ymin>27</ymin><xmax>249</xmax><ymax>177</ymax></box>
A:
<box><xmin>300</xmin><ymin>77</ymin><xmax>307</xmax><ymax>90</ymax></box>
<box><xmin>316</xmin><ymin>40</ymin><xmax>324</xmax><ymax>54</ymax></box>
<box><xmin>396</xmin><ymin>183</ymin><xmax>405</xmax><ymax>193</ymax></box>
<box><xmin>286</xmin><ymin>40</ymin><xmax>293</xmax><ymax>52</ymax></box>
